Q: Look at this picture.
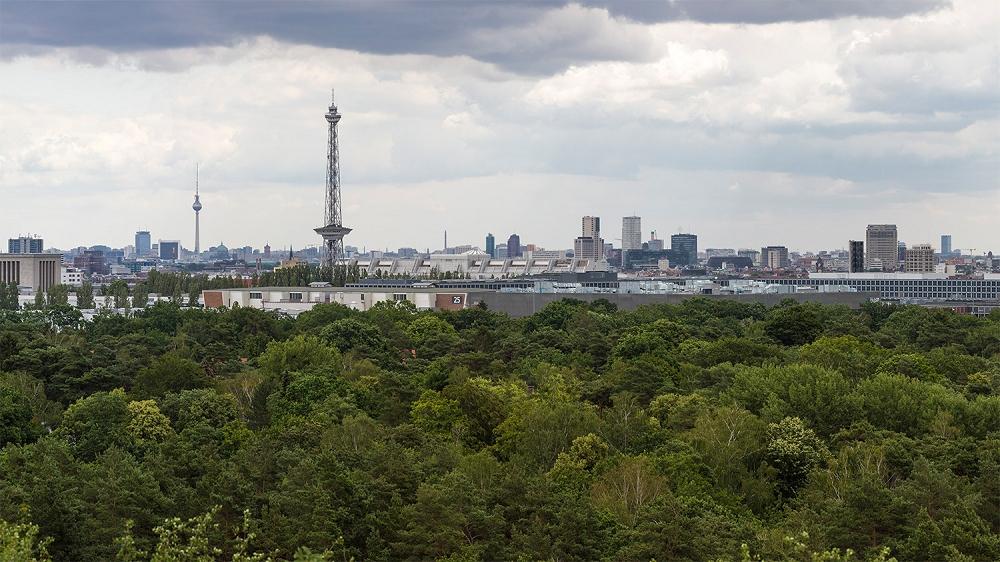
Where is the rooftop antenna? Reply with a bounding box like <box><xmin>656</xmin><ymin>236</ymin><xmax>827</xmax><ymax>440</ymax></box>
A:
<box><xmin>192</xmin><ymin>163</ymin><xmax>203</xmax><ymax>255</ymax></box>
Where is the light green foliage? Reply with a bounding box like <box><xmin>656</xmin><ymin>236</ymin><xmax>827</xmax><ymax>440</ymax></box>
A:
<box><xmin>126</xmin><ymin>400</ymin><xmax>173</xmax><ymax>448</ymax></box>
<box><xmin>258</xmin><ymin>334</ymin><xmax>341</xmax><ymax>379</ymax></box>
<box><xmin>766</xmin><ymin>417</ymin><xmax>827</xmax><ymax>496</ymax></box>
<box><xmin>496</xmin><ymin>394</ymin><xmax>599</xmax><ymax>468</ymax></box>
<box><xmin>591</xmin><ymin>455</ymin><xmax>666</xmax><ymax>526</ymax></box>
<box><xmin>797</xmin><ymin>336</ymin><xmax>886</xmax><ymax>380</ymax></box>
<box><xmin>853</xmin><ymin>373</ymin><xmax>965</xmax><ymax>435</ymax></box>
<box><xmin>0</xmin><ymin>519</ymin><xmax>52</xmax><ymax>561</ymax></box>
<box><xmin>688</xmin><ymin>405</ymin><xmax>768</xmax><ymax>492</ymax></box>
<box><xmin>149</xmin><ymin>508</ymin><xmax>221</xmax><ymax>562</ymax></box>
<box><xmin>726</xmin><ymin>364</ymin><xmax>859</xmax><ymax>435</ymax></box>
<box><xmin>410</xmin><ymin>389</ymin><xmax>464</xmax><ymax>436</ymax></box>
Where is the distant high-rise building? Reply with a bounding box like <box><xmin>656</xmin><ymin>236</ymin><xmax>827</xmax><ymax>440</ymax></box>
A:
<box><xmin>159</xmin><ymin>240</ymin><xmax>180</xmax><ymax>261</ymax></box>
<box><xmin>507</xmin><ymin>234</ymin><xmax>522</xmax><ymax>258</ymax></box>
<box><xmin>8</xmin><ymin>236</ymin><xmax>43</xmax><ymax>254</ymax></box>
<box><xmin>575</xmin><ymin>216</ymin><xmax>605</xmax><ymax>261</ymax></box>
<box><xmin>865</xmin><ymin>224</ymin><xmax>898</xmax><ymax>271</ymax></box>
<box><xmin>648</xmin><ymin>231</ymin><xmax>664</xmax><ymax>251</ymax></box>
<box><xmin>670</xmin><ymin>233</ymin><xmax>698</xmax><ymax>266</ymax></box>
<box><xmin>941</xmin><ymin>234</ymin><xmax>952</xmax><ymax>256</ymax></box>
<box><xmin>706</xmin><ymin>248</ymin><xmax>736</xmax><ymax>258</ymax></box>
<box><xmin>135</xmin><ymin>231</ymin><xmax>151</xmax><ymax>257</ymax></box>
<box><xmin>485</xmin><ymin>233</ymin><xmax>496</xmax><ymax>258</ymax></box>
<box><xmin>904</xmin><ymin>243</ymin><xmax>936</xmax><ymax>273</ymax></box>
<box><xmin>738</xmin><ymin>249</ymin><xmax>760</xmax><ymax>266</ymax></box>
<box><xmin>849</xmin><ymin>240</ymin><xmax>865</xmax><ymax>272</ymax></box>
<box><xmin>622</xmin><ymin>216</ymin><xmax>642</xmax><ymax>250</ymax></box>
<box><xmin>761</xmin><ymin>246</ymin><xmax>790</xmax><ymax>269</ymax></box>
<box><xmin>897</xmin><ymin>241</ymin><xmax>907</xmax><ymax>264</ymax></box>
<box><xmin>495</xmin><ymin>243</ymin><xmax>509</xmax><ymax>259</ymax></box>
<box><xmin>574</xmin><ymin>237</ymin><xmax>604</xmax><ymax>261</ymax></box>
<box><xmin>263</xmin><ymin>243</ymin><xmax>272</xmax><ymax>259</ymax></box>
<box><xmin>73</xmin><ymin>250</ymin><xmax>109</xmax><ymax>276</ymax></box>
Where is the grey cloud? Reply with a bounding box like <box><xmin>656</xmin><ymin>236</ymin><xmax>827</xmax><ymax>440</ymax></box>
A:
<box><xmin>596</xmin><ymin>0</ymin><xmax>949</xmax><ymax>24</ymax></box>
<box><xmin>0</xmin><ymin>0</ymin><xmax>949</xmax><ymax>73</ymax></box>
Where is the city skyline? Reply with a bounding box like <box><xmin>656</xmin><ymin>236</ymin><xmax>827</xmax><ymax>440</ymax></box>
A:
<box><xmin>1</xmin><ymin>0</ymin><xmax>997</xmax><ymax>252</ymax></box>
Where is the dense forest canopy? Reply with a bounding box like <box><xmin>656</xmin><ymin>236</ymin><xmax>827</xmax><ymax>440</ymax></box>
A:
<box><xmin>0</xmin><ymin>297</ymin><xmax>998</xmax><ymax>561</ymax></box>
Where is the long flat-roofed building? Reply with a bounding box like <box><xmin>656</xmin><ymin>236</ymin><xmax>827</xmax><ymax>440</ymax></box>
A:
<box><xmin>762</xmin><ymin>272</ymin><xmax>1000</xmax><ymax>301</ymax></box>
<box><xmin>202</xmin><ymin>281</ymin><xmax>873</xmax><ymax>318</ymax></box>
<box><xmin>0</xmin><ymin>253</ymin><xmax>62</xmax><ymax>293</ymax></box>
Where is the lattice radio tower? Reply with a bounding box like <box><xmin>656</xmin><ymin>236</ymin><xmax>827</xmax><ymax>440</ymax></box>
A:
<box><xmin>314</xmin><ymin>89</ymin><xmax>352</xmax><ymax>273</ymax></box>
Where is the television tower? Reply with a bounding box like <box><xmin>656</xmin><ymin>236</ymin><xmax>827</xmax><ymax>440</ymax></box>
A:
<box><xmin>192</xmin><ymin>163</ymin><xmax>202</xmax><ymax>255</ymax></box>
<box><xmin>314</xmin><ymin>89</ymin><xmax>352</xmax><ymax>271</ymax></box>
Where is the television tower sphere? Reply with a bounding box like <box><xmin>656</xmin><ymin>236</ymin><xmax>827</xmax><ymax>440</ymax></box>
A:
<box><xmin>192</xmin><ymin>196</ymin><xmax>202</xmax><ymax>212</ymax></box>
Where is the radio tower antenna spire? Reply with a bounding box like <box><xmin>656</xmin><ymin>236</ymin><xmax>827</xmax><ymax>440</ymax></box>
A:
<box><xmin>314</xmin><ymin>88</ymin><xmax>352</xmax><ymax>277</ymax></box>
<box><xmin>192</xmin><ymin>162</ymin><xmax>202</xmax><ymax>256</ymax></box>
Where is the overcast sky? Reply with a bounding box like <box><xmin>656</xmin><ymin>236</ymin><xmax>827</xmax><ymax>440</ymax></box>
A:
<box><xmin>1</xmin><ymin>0</ymin><xmax>997</xmax><ymax>253</ymax></box>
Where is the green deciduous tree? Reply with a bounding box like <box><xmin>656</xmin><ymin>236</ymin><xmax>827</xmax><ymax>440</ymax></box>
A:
<box><xmin>766</xmin><ymin>417</ymin><xmax>827</xmax><ymax>497</ymax></box>
<box><xmin>76</xmin><ymin>281</ymin><xmax>95</xmax><ymax>309</ymax></box>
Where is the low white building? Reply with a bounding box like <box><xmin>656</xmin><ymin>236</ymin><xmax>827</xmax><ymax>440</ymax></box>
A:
<box><xmin>61</xmin><ymin>267</ymin><xmax>85</xmax><ymax>286</ymax></box>
<box><xmin>202</xmin><ymin>286</ymin><xmax>479</xmax><ymax>316</ymax></box>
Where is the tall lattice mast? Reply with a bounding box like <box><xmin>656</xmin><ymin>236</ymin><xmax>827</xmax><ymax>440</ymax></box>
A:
<box><xmin>314</xmin><ymin>89</ymin><xmax>352</xmax><ymax>272</ymax></box>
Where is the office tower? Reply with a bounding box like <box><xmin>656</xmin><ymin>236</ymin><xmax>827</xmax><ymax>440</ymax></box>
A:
<box><xmin>507</xmin><ymin>234</ymin><xmax>522</xmax><ymax>258</ymax></box>
<box><xmin>314</xmin><ymin>90</ymin><xmax>352</xmax><ymax>269</ymax></box>
<box><xmin>904</xmin><ymin>243</ymin><xmax>935</xmax><ymax>273</ymax></box>
<box><xmin>865</xmin><ymin>224</ymin><xmax>898</xmax><ymax>271</ymax></box>
<box><xmin>738</xmin><ymin>249</ymin><xmax>760</xmax><ymax>266</ymax></box>
<box><xmin>159</xmin><ymin>240</ymin><xmax>180</xmax><ymax>261</ymax></box>
<box><xmin>670</xmin><ymin>233</ymin><xmax>698</xmax><ymax>266</ymax></box>
<box><xmin>941</xmin><ymin>235</ymin><xmax>952</xmax><ymax>255</ymax></box>
<box><xmin>648</xmin><ymin>231</ymin><xmax>664</xmax><ymax>251</ymax></box>
<box><xmin>622</xmin><ymin>216</ymin><xmax>642</xmax><ymax>250</ymax></box>
<box><xmin>496</xmin><ymin>243</ymin><xmax>509</xmax><ymax>259</ymax></box>
<box><xmin>761</xmin><ymin>246</ymin><xmax>790</xmax><ymax>269</ymax></box>
<box><xmin>135</xmin><ymin>231</ymin><xmax>151</xmax><ymax>257</ymax></box>
<box><xmin>849</xmin><ymin>240</ymin><xmax>865</xmax><ymax>272</ymax></box>
<box><xmin>897</xmin><ymin>241</ymin><xmax>907</xmax><ymax>264</ymax></box>
<box><xmin>72</xmin><ymin>250</ymin><xmax>109</xmax><ymax>276</ymax></box>
<box><xmin>574</xmin><ymin>237</ymin><xmax>603</xmax><ymax>260</ymax></box>
<box><xmin>263</xmin><ymin>244</ymin><xmax>271</xmax><ymax>259</ymax></box>
<box><xmin>485</xmin><ymin>233</ymin><xmax>496</xmax><ymax>258</ymax></box>
<box><xmin>706</xmin><ymin>248</ymin><xmax>736</xmax><ymax>258</ymax></box>
<box><xmin>575</xmin><ymin>216</ymin><xmax>605</xmax><ymax>260</ymax></box>
<box><xmin>7</xmin><ymin>236</ymin><xmax>43</xmax><ymax>254</ymax></box>
<box><xmin>192</xmin><ymin>165</ymin><xmax>202</xmax><ymax>255</ymax></box>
